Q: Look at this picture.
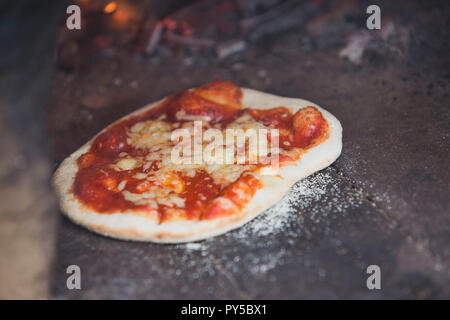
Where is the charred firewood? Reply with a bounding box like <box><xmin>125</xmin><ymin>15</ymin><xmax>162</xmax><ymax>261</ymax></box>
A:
<box><xmin>216</xmin><ymin>39</ymin><xmax>247</xmax><ymax>59</ymax></box>
<box><xmin>164</xmin><ymin>31</ymin><xmax>216</xmax><ymax>49</ymax></box>
<box><xmin>234</xmin><ymin>0</ymin><xmax>285</xmax><ymax>17</ymax></box>
<box><xmin>241</xmin><ymin>0</ymin><xmax>320</xmax><ymax>42</ymax></box>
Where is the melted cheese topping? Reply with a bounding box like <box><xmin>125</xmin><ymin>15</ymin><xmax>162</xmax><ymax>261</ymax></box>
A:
<box><xmin>128</xmin><ymin>120</ymin><xmax>172</xmax><ymax>150</ymax></box>
<box><xmin>117</xmin><ymin>114</ymin><xmax>275</xmax><ymax>209</ymax></box>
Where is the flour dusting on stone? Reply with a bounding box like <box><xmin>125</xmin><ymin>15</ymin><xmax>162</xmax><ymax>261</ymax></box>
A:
<box><xmin>237</xmin><ymin>170</ymin><xmax>335</xmax><ymax>238</ymax></box>
<box><xmin>175</xmin><ymin>168</ymin><xmax>365</xmax><ymax>278</ymax></box>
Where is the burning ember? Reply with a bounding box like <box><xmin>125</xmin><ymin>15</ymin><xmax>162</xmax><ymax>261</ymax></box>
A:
<box><xmin>103</xmin><ymin>1</ymin><xmax>117</xmax><ymax>14</ymax></box>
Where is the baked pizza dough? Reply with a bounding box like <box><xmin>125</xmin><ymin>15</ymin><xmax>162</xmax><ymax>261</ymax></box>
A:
<box><xmin>53</xmin><ymin>81</ymin><xmax>342</xmax><ymax>243</ymax></box>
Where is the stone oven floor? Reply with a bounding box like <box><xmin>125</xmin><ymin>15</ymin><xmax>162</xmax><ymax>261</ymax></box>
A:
<box><xmin>48</xmin><ymin>2</ymin><xmax>450</xmax><ymax>299</ymax></box>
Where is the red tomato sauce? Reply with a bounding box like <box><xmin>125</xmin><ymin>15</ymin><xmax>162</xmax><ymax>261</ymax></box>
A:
<box><xmin>72</xmin><ymin>83</ymin><xmax>327</xmax><ymax>221</ymax></box>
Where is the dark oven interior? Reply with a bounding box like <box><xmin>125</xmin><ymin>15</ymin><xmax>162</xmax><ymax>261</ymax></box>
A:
<box><xmin>0</xmin><ymin>0</ymin><xmax>449</xmax><ymax>299</ymax></box>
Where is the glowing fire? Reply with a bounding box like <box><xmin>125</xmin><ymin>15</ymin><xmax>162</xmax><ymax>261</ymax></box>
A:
<box><xmin>104</xmin><ymin>2</ymin><xmax>117</xmax><ymax>14</ymax></box>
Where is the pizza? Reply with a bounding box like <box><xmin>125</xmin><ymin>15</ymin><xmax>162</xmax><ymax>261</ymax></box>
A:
<box><xmin>53</xmin><ymin>80</ymin><xmax>342</xmax><ymax>242</ymax></box>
